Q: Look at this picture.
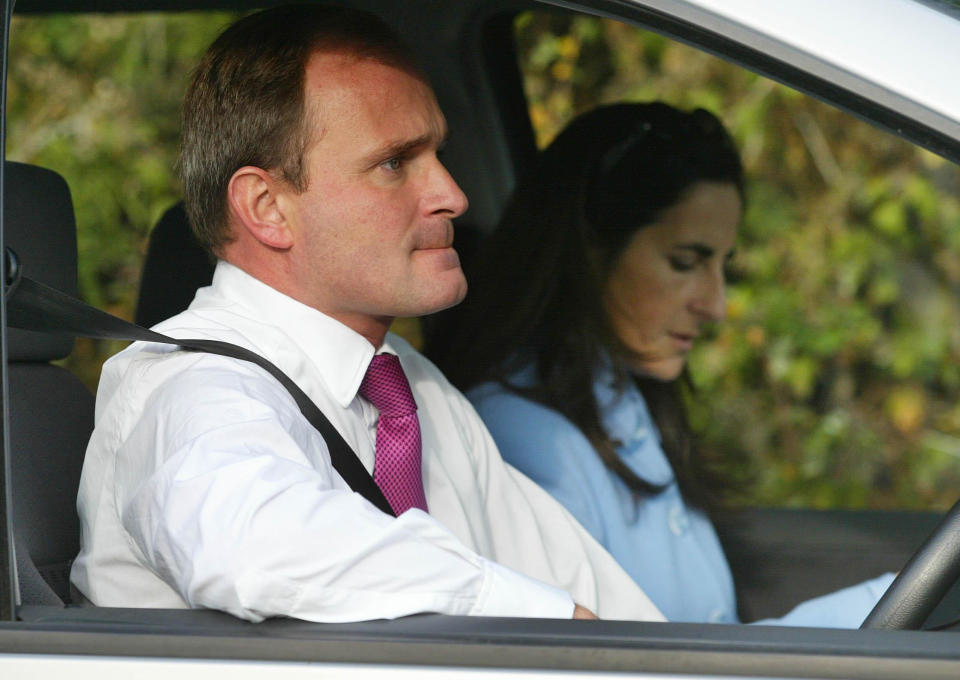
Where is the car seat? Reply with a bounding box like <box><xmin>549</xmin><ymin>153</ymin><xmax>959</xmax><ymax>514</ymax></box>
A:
<box><xmin>134</xmin><ymin>201</ymin><xmax>213</xmax><ymax>328</ymax></box>
<box><xmin>4</xmin><ymin>161</ymin><xmax>94</xmax><ymax>605</ymax></box>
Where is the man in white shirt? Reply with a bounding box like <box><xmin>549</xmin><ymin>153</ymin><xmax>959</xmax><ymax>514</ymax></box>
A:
<box><xmin>70</xmin><ymin>4</ymin><xmax>663</xmax><ymax>624</ymax></box>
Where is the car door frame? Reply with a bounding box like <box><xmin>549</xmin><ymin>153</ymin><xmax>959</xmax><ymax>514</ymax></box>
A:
<box><xmin>3</xmin><ymin>0</ymin><xmax>960</xmax><ymax>677</ymax></box>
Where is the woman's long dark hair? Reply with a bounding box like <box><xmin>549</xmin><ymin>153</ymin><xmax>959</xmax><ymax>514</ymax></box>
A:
<box><xmin>435</xmin><ymin>102</ymin><xmax>744</xmax><ymax>506</ymax></box>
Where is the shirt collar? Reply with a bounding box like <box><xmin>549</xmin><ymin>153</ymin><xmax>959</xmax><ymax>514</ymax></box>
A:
<box><xmin>593</xmin><ymin>357</ymin><xmax>658</xmax><ymax>443</ymax></box>
<box><xmin>200</xmin><ymin>261</ymin><xmax>389</xmax><ymax>409</ymax></box>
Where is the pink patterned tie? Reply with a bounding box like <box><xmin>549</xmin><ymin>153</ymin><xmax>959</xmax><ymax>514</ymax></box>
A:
<box><xmin>359</xmin><ymin>354</ymin><xmax>428</xmax><ymax>515</ymax></box>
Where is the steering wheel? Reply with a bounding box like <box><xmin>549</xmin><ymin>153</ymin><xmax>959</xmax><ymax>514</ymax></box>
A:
<box><xmin>861</xmin><ymin>498</ymin><xmax>960</xmax><ymax>629</ymax></box>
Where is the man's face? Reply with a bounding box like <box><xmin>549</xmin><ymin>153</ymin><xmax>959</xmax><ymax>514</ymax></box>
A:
<box><xmin>281</xmin><ymin>52</ymin><xmax>469</xmax><ymax>337</ymax></box>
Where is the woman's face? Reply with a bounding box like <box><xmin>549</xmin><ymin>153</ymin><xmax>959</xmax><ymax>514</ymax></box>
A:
<box><xmin>603</xmin><ymin>181</ymin><xmax>741</xmax><ymax>381</ymax></box>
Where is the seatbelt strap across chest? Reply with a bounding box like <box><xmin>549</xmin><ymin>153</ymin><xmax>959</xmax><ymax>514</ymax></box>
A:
<box><xmin>4</xmin><ymin>251</ymin><xmax>395</xmax><ymax>517</ymax></box>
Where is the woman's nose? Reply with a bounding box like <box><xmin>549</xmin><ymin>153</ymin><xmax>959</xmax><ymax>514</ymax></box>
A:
<box><xmin>691</xmin><ymin>270</ymin><xmax>727</xmax><ymax>322</ymax></box>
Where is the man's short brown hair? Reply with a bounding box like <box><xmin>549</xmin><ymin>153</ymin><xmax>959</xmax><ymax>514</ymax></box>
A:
<box><xmin>180</xmin><ymin>4</ymin><xmax>422</xmax><ymax>256</ymax></box>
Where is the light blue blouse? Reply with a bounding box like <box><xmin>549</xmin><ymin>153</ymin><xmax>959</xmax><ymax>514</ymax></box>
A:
<box><xmin>467</xmin><ymin>362</ymin><xmax>894</xmax><ymax>627</ymax></box>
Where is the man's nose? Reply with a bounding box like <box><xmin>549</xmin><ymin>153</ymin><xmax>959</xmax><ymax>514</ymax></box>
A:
<box><xmin>428</xmin><ymin>160</ymin><xmax>469</xmax><ymax>219</ymax></box>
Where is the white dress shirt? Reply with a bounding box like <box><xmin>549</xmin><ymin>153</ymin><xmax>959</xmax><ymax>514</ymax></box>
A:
<box><xmin>71</xmin><ymin>261</ymin><xmax>664</xmax><ymax>624</ymax></box>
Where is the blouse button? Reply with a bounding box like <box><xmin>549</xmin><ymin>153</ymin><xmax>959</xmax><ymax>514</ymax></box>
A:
<box><xmin>668</xmin><ymin>503</ymin><xmax>689</xmax><ymax>536</ymax></box>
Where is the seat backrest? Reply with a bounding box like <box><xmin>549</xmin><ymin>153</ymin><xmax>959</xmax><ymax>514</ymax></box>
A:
<box><xmin>4</xmin><ymin>161</ymin><xmax>94</xmax><ymax>605</ymax></box>
<box><xmin>134</xmin><ymin>201</ymin><xmax>213</xmax><ymax>328</ymax></box>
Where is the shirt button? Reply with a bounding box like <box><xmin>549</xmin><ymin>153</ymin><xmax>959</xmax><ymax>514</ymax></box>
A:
<box><xmin>708</xmin><ymin>608</ymin><xmax>726</xmax><ymax>623</ymax></box>
<box><xmin>633</xmin><ymin>425</ymin><xmax>649</xmax><ymax>441</ymax></box>
<box><xmin>668</xmin><ymin>503</ymin><xmax>689</xmax><ymax>536</ymax></box>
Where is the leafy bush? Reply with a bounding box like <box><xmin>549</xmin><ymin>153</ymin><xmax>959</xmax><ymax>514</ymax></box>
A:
<box><xmin>515</xmin><ymin>12</ymin><xmax>960</xmax><ymax>510</ymax></box>
<box><xmin>8</xmin><ymin>11</ymin><xmax>960</xmax><ymax>510</ymax></box>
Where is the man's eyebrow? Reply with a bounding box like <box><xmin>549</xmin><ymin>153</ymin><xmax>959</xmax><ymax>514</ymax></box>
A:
<box><xmin>362</xmin><ymin>131</ymin><xmax>447</xmax><ymax>167</ymax></box>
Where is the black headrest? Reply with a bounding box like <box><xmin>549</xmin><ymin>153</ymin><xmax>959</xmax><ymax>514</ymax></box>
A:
<box><xmin>135</xmin><ymin>201</ymin><xmax>214</xmax><ymax>328</ymax></box>
<box><xmin>4</xmin><ymin>162</ymin><xmax>79</xmax><ymax>362</ymax></box>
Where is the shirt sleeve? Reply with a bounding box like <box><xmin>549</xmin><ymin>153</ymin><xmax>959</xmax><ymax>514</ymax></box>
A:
<box><xmin>114</xmin><ymin>356</ymin><xmax>574</xmax><ymax>623</ymax></box>
<box><xmin>446</xmin><ymin>377</ymin><xmax>665</xmax><ymax>622</ymax></box>
<box><xmin>751</xmin><ymin>572</ymin><xmax>896</xmax><ymax>628</ymax></box>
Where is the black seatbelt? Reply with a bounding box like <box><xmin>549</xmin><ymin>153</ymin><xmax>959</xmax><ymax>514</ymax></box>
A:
<box><xmin>3</xmin><ymin>249</ymin><xmax>395</xmax><ymax>517</ymax></box>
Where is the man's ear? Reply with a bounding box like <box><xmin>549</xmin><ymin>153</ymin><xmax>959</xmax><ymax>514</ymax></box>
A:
<box><xmin>227</xmin><ymin>166</ymin><xmax>294</xmax><ymax>249</ymax></box>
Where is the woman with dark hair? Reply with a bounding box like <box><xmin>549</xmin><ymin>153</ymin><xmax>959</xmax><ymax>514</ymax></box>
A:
<box><xmin>437</xmin><ymin>102</ymin><xmax>892</xmax><ymax>626</ymax></box>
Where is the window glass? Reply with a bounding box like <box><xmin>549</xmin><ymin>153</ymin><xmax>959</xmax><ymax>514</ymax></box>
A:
<box><xmin>5</xmin><ymin>12</ymin><xmax>427</xmax><ymax>378</ymax></box>
<box><xmin>6</xmin><ymin>12</ymin><xmax>239</xmax><ymax>385</ymax></box>
<box><xmin>514</xmin><ymin>11</ymin><xmax>960</xmax><ymax>511</ymax></box>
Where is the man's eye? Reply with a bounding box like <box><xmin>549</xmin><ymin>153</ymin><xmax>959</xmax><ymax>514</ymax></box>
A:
<box><xmin>381</xmin><ymin>158</ymin><xmax>402</xmax><ymax>172</ymax></box>
<box><xmin>669</xmin><ymin>256</ymin><xmax>696</xmax><ymax>272</ymax></box>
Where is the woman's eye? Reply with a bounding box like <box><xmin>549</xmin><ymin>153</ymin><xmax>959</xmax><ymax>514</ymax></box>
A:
<box><xmin>722</xmin><ymin>254</ymin><xmax>738</xmax><ymax>280</ymax></box>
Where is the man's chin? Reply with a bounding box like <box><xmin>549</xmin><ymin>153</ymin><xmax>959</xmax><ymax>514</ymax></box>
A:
<box><xmin>389</xmin><ymin>272</ymin><xmax>467</xmax><ymax>319</ymax></box>
<box><xmin>427</xmin><ymin>277</ymin><xmax>468</xmax><ymax>314</ymax></box>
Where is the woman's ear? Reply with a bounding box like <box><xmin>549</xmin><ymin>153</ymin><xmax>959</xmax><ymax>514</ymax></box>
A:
<box><xmin>226</xmin><ymin>166</ymin><xmax>294</xmax><ymax>249</ymax></box>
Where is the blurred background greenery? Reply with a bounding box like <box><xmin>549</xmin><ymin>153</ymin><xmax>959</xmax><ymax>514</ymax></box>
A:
<box><xmin>7</xmin><ymin>10</ymin><xmax>960</xmax><ymax>511</ymax></box>
<box><xmin>7</xmin><ymin>11</ymin><xmax>239</xmax><ymax>385</ymax></box>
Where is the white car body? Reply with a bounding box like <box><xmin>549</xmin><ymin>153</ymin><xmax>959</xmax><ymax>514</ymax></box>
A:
<box><xmin>2</xmin><ymin>0</ymin><xmax>960</xmax><ymax>678</ymax></box>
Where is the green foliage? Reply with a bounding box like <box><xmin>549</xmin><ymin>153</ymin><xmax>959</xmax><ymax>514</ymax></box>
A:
<box><xmin>7</xmin><ymin>11</ymin><xmax>960</xmax><ymax>511</ymax></box>
<box><xmin>6</xmin><ymin>12</ymin><xmax>239</xmax><ymax>386</ymax></box>
<box><xmin>516</xmin><ymin>12</ymin><xmax>960</xmax><ymax>511</ymax></box>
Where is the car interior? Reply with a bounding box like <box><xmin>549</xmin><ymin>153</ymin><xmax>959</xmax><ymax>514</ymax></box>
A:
<box><xmin>4</xmin><ymin>0</ymin><xmax>960</xmax><ymax>677</ymax></box>
<box><xmin>5</xmin><ymin>161</ymin><xmax>92</xmax><ymax>608</ymax></box>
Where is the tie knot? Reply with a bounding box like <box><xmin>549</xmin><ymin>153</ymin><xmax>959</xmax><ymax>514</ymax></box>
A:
<box><xmin>359</xmin><ymin>354</ymin><xmax>417</xmax><ymax>417</ymax></box>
